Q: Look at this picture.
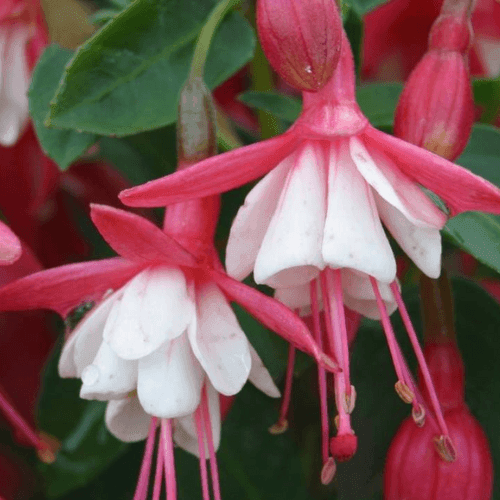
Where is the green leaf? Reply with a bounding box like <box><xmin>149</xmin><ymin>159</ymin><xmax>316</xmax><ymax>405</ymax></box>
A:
<box><xmin>473</xmin><ymin>78</ymin><xmax>500</xmax><ymax>124</ymax></box>
<box><xmin>28</xmin><ymin>45</ymin><xmax>97</xmax><ymax>170</ymax></box>
<box><xmin>238</xmin><ymin>91</ymin><xmax>302</xmax><ymax>123</ymax></box>
<box><xmin>444</xmin><ymin>212</ymin><xmax>500</xmax><ymax>275</ymax></box>
<box><xmin>47</xmin><ymin>0</ymin><xmax>255</xmax><ymax>136</ymax></box>
<box><xmin>456</xmin><ymin>124</ymin><xmax>500</xmax><ymax>187</ymax></box>
<box><xmin>38</xmin><ymin>339</ymin><xmax>127</xmax><ymax>497</ymax></box>
<box><xmin>356</xmin><ymin>82</ymin><xmax>402</xmax><ymax>128</ymax></box>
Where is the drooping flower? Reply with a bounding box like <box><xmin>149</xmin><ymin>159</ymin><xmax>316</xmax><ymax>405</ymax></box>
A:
<box><xmin>384</xmin><ymin>341</ymin><xmax>493</xmax><ymax>500</ymax></box>
<box><xmin>394</xmin><ymin>0</ymin><xmax>475</xmax><ymax>160</ymax></box>
<box><xmin>0</xmin><ymin>0</ymin><xmax>47</xmax><ymax>146</ymax></box>
<box><xmin>120</xmin><ymin>31</ymin><xmax>500</xmax><ymax>479</ymax></box>
<box><xmin>256</xmin><ymin>0</ymin><xmax>343</xmax><ymax>91</ymax></box>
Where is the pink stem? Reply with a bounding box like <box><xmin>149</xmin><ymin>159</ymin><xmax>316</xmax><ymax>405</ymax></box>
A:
<box><xmin>310</xmin><ymin>279</ymin><xmax>330</xmax><ymax>464</ymax></box>
<box><xmin>390</xmin><ymin>282</ymin><xmax>450</xmax><ymax>436</ymax></box>
<box><xmin>202</xmin><ymin>386</ymin><xmax>221</xmax><ymax>500</ymax></box>
<box><xmin>195</xmin><ymin>406</ymin><xmax>211</xmax><ymax>500</ymax></box>
<box><xmin>133</xmin><ymin>417</ymin><xmax>157</xmax><ymax>500</ymax></box>
<box><xmin>162</xmin><ymin>419</ymin><xmax>177</xmax><ymax>500</ymax></box>
<box><xmin>0</xmin><ymin>386</ymin><xmax>45</xmax><ymax>450</ymax></box>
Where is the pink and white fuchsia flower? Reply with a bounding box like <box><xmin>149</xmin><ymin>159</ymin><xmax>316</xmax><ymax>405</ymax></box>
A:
<box><xmin>120</xmin><ymin>31</ymin><xmax>500</xmax><ymax>481</ymax></box>
<box><xmin>0</xmin><ymin>0</ymin><xmax>47</xmax><ymax>146</ymax></box>
<box><xmin>0</xmin><ymin>201</ymin><xmax>335</xmax><ymax>498</ymax></box>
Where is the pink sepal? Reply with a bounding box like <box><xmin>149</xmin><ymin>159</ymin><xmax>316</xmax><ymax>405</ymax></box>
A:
<box><xmin>0</xmin><ymin>257</ymin><xmax>142</xmax><ymax>317</ymax></box>
<box><xmin>0</xmin><ymin>221</ymin><xmax>21</xmax><ymax>266</ymax></box>
<box><xmin>120</xmin><ymin>134</ymin><xmax>299</xmax><ymax>207</ymax></box>
<box><xmin>363</xmin><ymin>126</ymin><xmax>500</xmax><ymax>217</ymax></box>
<box><xmin>90</xmin><ymin>204</ymin><xmax>197</xmax><ymax>267</ymax></box>
<box><xmin>209</xmin><ymin>269</ymin><xmax>331</xmax><ymax>369</ymax></box>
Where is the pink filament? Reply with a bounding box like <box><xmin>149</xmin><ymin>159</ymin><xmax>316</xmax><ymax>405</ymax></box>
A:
<box><xmin>370</xmin><ymin>278</ymin><xmax>409</xmax><ymax>386</ymax></box>
<box><xmin>276</xmin><ymin>344</ymin><xmax>296</xmax><ymax>427</ymax></box>
<box><xmin>0</xmin><ymin>385</ymin><xmax>45</xmax><ymax>450</ymax></box>
<box><xmin>390</xmin><ymin>282</ymin><xmax>450</xmax><ymax>436</ymax></box>
<box><xmin>152</xmin><ymin>434</ymin><xmax>164</xmax><ymax>500</ymax></box>
<box><xmin>202</xmin><ymin>386</ymin><xmax>221</xmax><ymax>500</ymax></box>
<box><xmin>310</xmin><ymin>279</ymin><xmax>330</xmax><ymax>464</ymax></box>
<box><xmin>195</xmin><ymin>406</ymin><xmax>211</xmax><ymax>500</ymax></box>
<box><xmin>162</xmin><ymin>419</ymin><xmax>177</xmax><ymax>500</ymax></box>
<box><xmin>133</xmin><ymin>417</ymin><xmax>158</xmax><ymax>500</ymax></box>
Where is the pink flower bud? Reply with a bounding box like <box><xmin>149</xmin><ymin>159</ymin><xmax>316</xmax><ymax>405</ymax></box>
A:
<box><xmin>256</xmin><ymin>0</ymin><xmax>342</xmax><ymax>92</ymax></box>
<box><xmin>394</xmin><ymin>9</ymin><xmax>474</xmax><ymax>160</ymax></box>
<box><xmin>384</xmin><ymin>407</ymin><xmax>493</xmax><ymax>500</ymax></box>
<box><xmin>384</xmin><ymin>341</ymin><xmax>493</xmax><ymax>500</ymax></box>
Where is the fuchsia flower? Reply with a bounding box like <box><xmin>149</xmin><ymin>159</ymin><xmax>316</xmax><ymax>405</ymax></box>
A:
<box><xmin>384</xmin><ymin>342</ymin><xmax>493</xmax><ymax>500</ymax></box>
<box><xmin>394</xmin><ymin>0</ymin><xmax>475</xmax><ymax>160</ymax></box>
<box><xmin>120</xmin><ymin>31</ymin><xmax>500</xmax><ymax>479</ymax></box>
<box><xmin>256</xmin><ymin>0</ymin><xmax>342</xmax><ymax>91</ymax></box>
<box><xmin>0</xmin><ymin>0</ymin><xmax>47</xmax><ymax>146</ymax></box>
<box><xmin>0</xmin><ymin>199</ymin><xmax>335</xmax><ymax>498</ymax></box>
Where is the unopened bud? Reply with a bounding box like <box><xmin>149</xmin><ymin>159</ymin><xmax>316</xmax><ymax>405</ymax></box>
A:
<box><xmin>394</xmin><ymin>9</ymin><xmax>474</xmax><ymax>160</ymax></box>
<box><xmin>177</xmin><ymin>77</ymin><xmax>217</xmax><ymax>165</ymax></box>
<box><xmin>384</xmin><ymin>407</ymin><xmax>492</xmax><ymax>500</ymax></box>
<box><xmin>256</xmin><ymin>0</ymin><xmax>342</xmax><ymax>91</ymax></box>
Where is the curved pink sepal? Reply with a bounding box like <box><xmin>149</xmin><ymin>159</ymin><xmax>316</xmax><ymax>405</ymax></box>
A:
<box><xmin>0</xmin><ymin>220</ymin><xmax>22</xmax><ymax>266</ymax></box>
<box><xmin>90</xmin><ymin>204</ymin><xmax>197</xmax><ymax>267</ymax></box>
<box><xmin>210</xmin><ymin>270</ymin><xmax>337</xmax><ymax>371</ymax></box>
<box><xmin>364</xmin><ymin>127</ymin><xmax>500</xmax><ymax>217</ymax></box>
<box><xmin>120</xmin><ymin>134</ymin><xmax>299</xmax><ymax>207</ymax></box>
<box><xmin>0</xmin><ymin>257</ymin><xmax>142</xmax><ymax>317</ymax></box>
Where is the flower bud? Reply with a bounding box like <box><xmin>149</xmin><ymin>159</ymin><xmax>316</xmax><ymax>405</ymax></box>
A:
<box><xmin>256</xmin><ymin>0</ymin><xmax>342</xmax><ymax>92</ymax></box>
<box><xmin>384</xmin><ymin>406</ymin><xmax>493</xmax><ymax>500</ymax></box>
<box><xmin>394</xmin><ymin>10</ymin><xmax>474</xmax><ymax>160</ymax></box>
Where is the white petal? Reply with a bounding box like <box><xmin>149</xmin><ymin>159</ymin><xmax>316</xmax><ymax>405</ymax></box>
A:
<box><xmin>254</xmin><ymin>143</ymin><xmax>327</xmax><ymax>287</ymax></box>
<box><xmin>341</xmin><ymin>269</ymin><xmax>397</xmax><ymax>319</ymax></box>
<box><xmin>0</xmin><ymin>26</ymin><xmax>29</xmax><ymax>146</ymax></box>
<box><xmin>105</xmin><ymin>397</ymin><xmax>152</xmax><ymax>443</ymax></box>
<box><xmin>349</xmin><ymin>136</ymin><xmax>446</xmax><ymax>229</ymax></box>
<box><xmin>226</xmin><ymin>157</ymin><xmax>290</xmax><ymax>280</ymax></box>
<box><xmin>189</xmin><ymin>283</ymin><xmax>251</xmax><ymax>396</ymax></box>
<box><xmin>80</xmin><ymin>341</ymin><xmax>138</xmax><ymax>401</ymax></box>
<box><xmin>59</xmin><ymin>291</ymin><xmax>119</xmax><ymax>378</ymax></box>
<box><xmin>137</xmin><ymin>334</ymin><xmax>203</xmax><ymax>418</ymax></box>
<box><xmin>104</xmin><ymin>266</ymin><xmax>195</xmax><ymax>360</ymax></box>
<box><xmin>274</xmin><ymin>283</ymin><xmax>311</xmax><ymax>312</ymax></box>
<box><xmin>174</xmin><ymin>383</ymin><xmax>221</xmax><ymax>457</ymax></box>
<box><xmin>376</xmin><ymin>195</ymin><xmax>442</xmax><ymax>279</ymax></box>
<box><xmin>248</xmin><ymin>344</ymin><xmax>280</xmax><ymax>398</ymax></box>
<box><xmin>323</xmin><ymin>140</ymin><xmax>396</xmax><ymax>282</ymax></box>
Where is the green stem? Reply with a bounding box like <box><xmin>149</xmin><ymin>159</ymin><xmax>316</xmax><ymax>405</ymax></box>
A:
<box><xmin>190</xmin><ymin>0</ymin><xmax>241</xmax><ymax>81</ymax></box>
